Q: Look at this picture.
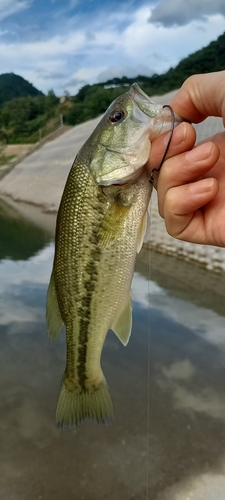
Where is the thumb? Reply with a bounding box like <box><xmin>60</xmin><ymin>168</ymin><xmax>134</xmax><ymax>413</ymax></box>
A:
<box><xmin>169</xmin><ymin>71</ymin><xmax>225</xmax><ymax>124</ymax></box>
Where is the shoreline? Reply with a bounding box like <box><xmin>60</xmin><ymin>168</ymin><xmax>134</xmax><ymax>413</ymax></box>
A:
<box><xmin>0</xmin><ymin>194</ymin><xmax>57</xmax><ymax>236</ymax></box>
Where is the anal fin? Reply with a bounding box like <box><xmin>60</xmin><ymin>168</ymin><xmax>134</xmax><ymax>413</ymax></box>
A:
<box><xmin>46</xmin><ymin>271</ymin><xmax>64</xmax><ymax>342</ymax></box>
<box><xmin>111</xmin><ymin>297</ymin><xmax>132</xmax><ymax>346</ymax></box>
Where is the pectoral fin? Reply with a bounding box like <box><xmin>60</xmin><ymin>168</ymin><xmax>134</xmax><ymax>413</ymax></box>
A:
<box><xmin>99</xmin><ymin>202</ymin><xmax>130</xmax><ymax>247</ymax></box>
<box><xmin>112</xmin><ymin>297</ymin><xmax>132</xmax><ymax>346</ymax></box>
<box><xmin>143</xmin><ymin>205</ymin><xmax>151</xmax><ymax>244</ymax></box>
<box><xmin>136</xmin><ymin>211</ymin><xmax>147</xmax><ymax>253</ymax></box>
<box><xmin>46</xmin><ymin>271</ymin><xmax>64</xmax><ymax>342</ymax></box>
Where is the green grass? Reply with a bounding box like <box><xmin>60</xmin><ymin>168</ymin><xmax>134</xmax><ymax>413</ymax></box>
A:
<box><xmin>0</xmin><ymin>154</ymin><xmax>16</xmax><ymax>166</ymax></box>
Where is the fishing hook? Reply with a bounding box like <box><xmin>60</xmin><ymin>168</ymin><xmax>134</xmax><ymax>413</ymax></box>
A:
<box><xmin>149</xmin><ymin>104</ymin><xmax>175</xmax><ymax>184</ymax></box>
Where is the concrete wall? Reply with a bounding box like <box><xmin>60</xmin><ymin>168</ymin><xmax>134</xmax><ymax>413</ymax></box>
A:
<box><xmin>149</xmin><ymin>190</ymin><xmax>225</xmax><ymax>272</ymax></box>
<box><xmin>4</xmin><ymin>144</ymin><xmax>33</xmax><ymax>157</ymax></box>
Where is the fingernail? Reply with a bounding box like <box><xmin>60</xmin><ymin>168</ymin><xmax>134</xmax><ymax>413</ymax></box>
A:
<box><xmin>164</xmin><ymin>122</ymin><xmax>187</xmax><ymax>146</ymax></box>
<box><xmin>185</xmin><ymin>143</ymin><xmax>212</xmax><ymax>162</ymax></box>
<box><xmin>189</xmin><ymin>178</ymin><xmax>214</xmax><ymax>194</ymax></box>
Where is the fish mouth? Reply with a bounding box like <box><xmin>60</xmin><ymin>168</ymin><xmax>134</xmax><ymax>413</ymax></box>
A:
<box><xmin>128</xmin><ymin>83</ymin><xmax>161</xmax><ymax>118</ymax></box>
<box><xmin>128</xmin><ymin>82</ymin><xmax>183</xmax><ymax>133</ymax></box>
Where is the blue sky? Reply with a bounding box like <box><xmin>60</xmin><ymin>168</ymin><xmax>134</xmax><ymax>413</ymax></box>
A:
<box><xmin>0</xmin><ymin>0</ymin><xmax>225</xmax><ymax>96</ymax></box>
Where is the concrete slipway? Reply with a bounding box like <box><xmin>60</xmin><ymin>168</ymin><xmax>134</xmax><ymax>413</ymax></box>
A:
<box><xmin>0</xmin><ymin>90</ymin><xmax>225</xmax><ymax>500</ymax></box>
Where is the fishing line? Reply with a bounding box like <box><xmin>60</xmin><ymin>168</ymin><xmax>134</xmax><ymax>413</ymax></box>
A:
<box><xmin>146</xmin><ymin>104</ymin><xmax>175</xmax><ymax>499</ymax></box>
<box><xmin>149</xmin><ymin>105</ymin><xmax>175</xmax><ymax>185</ymax></box>
<box><xmin>146</xmin><ymin>209</ymin><xmax>152</xmax><ymax>500</ymax></box>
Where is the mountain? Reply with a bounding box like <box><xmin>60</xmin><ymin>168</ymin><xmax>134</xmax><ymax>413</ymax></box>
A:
<box><xmin>0</xmin><ymin>31</ymin><xmax>225</xmax><ymax>143</ymax></box>
<box><xmin>0</xmin><ymin>73</ymin><xmax>44</xmax><ymax>106</ymax></box>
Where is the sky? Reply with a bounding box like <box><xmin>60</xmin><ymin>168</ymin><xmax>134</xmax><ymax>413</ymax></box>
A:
<box><xmin>0</xmin><ymin>0</ymin><xmax>225</xmax><ymax>96</ymax></box>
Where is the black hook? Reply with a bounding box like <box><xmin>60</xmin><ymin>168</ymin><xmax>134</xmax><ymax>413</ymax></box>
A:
<box><xmin>149</xmin><ymin>104</ymin><xmax>175</xmax><ymax>184</ymax></box>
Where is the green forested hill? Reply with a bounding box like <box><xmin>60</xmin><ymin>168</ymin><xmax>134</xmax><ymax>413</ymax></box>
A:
<box><xmin>0</xmin><ymin>31</ymin><xmax>225</xmax><ymax>143</ymax></box>
<box><xmin>0</xmin><ymin>73</ymin><xmax>43</xmax><ymax>106</ymax></box>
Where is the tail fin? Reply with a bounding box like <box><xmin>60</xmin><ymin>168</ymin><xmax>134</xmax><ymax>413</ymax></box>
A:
<box><xmin>56</xmin><ymin>374</ymin><xmax>114</xmax><ymax>428</ymax></box>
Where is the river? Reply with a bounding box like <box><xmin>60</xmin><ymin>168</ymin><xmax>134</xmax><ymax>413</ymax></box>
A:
<box><xmin>1</xmin><ymin>198</ymin><xmax>225</xmax><ymax>500</ymax></box>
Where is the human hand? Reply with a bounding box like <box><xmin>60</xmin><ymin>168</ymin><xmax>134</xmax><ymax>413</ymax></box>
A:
<box><xmin>147</xmin><ymin>71</ymin><xmax>225</xmax><ymax>246</ymax></box>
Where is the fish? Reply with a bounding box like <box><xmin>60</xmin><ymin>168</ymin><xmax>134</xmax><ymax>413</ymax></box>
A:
<box><xmin>46</xmin><ymin>83</ymin><xmax>181</xmax><ymax>428</ymax></box>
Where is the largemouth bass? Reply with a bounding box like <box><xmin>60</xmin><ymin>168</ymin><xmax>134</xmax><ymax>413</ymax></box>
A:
<box><xmin>47</xmin><ymin>83</ymin><xmax>180</xmax><ymax>428</ymax></box>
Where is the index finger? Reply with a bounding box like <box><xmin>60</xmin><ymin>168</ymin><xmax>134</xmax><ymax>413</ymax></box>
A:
<box><xmin>169</xmin><ymin>71</ymin><xmax>225</xmax><ymax>124</ymax></box>
<box><xmin>147</xmin><ymin>121</ymin><xmax>196</xmax><ymax>174</ymax></box>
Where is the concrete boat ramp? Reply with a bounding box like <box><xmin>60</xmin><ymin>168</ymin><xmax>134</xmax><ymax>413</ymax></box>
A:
<box><xmin>0</xmin><ymin>115</ymin><xmax>101</xmax><ymax>212</ymax></box>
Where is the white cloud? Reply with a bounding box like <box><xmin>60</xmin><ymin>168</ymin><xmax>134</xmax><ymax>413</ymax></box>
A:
<box><xmin>132</xmin><ymin>272</ymin><xmax>166</xmax><ymax>309</ymax></box>
<box><xmin>150</xmin><ymin>0</ymin><xmax>225</xmax><ymax>26</ymax></box>
<box><xmin>161</xmin><ymin>359</ymin><xmax>196</xmax><ymax>381</ymax></box>
<box><xmin>157</xmin><ymin>359</ymin><xmax>225</xmax><ymax>423</ymax></box>
<box><xmin>97</xmin><ymin>64</ymin><xmax>154</xmax><ymax>83</ymax></box>
<box><xmin>122</xmin><ymin>8</ymin><xmax>225</xmax><ymax>73</ymax></box>
<box><xmin>0</xmin><ymin>3</ymin><xmax>224</xmax><ymax>95</ymax></box>
<box><xmin>0</xmin><ymin>32</ymin><xmax>86</xmax><ymax>60</ymax></box>
<box><xmin>0</xmin><ymin>0</ymin><xmax>31</xmax><ymax>21</ymax></box>
<box><xmin>151</xmin><ymin>289</ymin><xmax>225</xmax><ymax>349</ymax></box>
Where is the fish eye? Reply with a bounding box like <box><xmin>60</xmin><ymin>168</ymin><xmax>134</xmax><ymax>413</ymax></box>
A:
<box><xmin>109</xmin><ymin>108</ymin><xmax>125</xmax><ymax>124</ymax></box>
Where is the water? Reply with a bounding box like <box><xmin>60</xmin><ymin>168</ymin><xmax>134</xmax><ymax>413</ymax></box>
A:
<box><xmin>1</xmin><ymin>199</ymin><xmax>225</xmax><ymax>500</ymax></box>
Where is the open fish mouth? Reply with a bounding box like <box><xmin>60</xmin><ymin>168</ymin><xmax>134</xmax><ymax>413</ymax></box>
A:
<box><xmin>128</xmin><ymin>83</ymin><xmax>162</xmax><ymax>118</ymax></box>
<box><xmin>129</xmin><ymin>82</ymin><xmax>183</xmax><ymax>136</ymax></box>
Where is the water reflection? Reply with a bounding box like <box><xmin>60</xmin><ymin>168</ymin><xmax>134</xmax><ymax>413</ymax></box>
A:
<box><xmin>0</xmin><ymin>246</ymin><xmax>54</xmax><ymax>324</ymax></box>
<box><xmin>1</xmin><ymin>203</ymin><xmax>225</xmax><ymax>499</ymax></box>
<box><xmin>0</xmin><ymin>199</ymin><xmax>51</xmax><ymax>260</ymax></box>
